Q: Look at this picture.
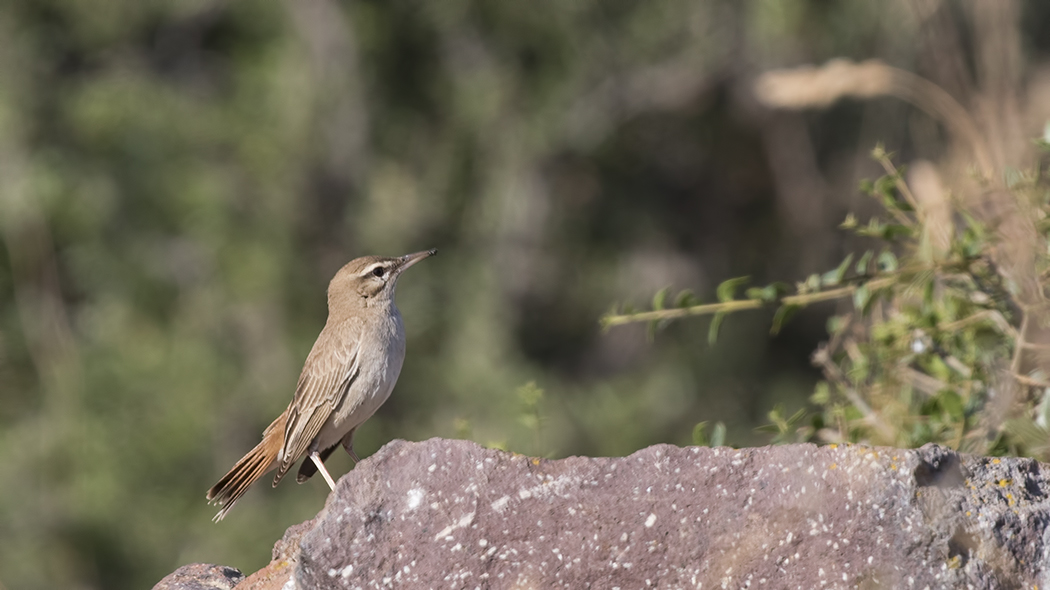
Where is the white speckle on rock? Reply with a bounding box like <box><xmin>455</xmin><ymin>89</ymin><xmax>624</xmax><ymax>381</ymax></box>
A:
<box><xmin>428</xmin><ymin>464</ymin><xmax>437</xmax><ymax>473</ymax></box>
<box><xmin>491</xmin><ymin>496</ymin><xmax>510</xmax><ymax>513</ymax></box>
<box><xmin>433</xmin><ymin>511</ymin><xmax>476</xmax><ymax>541</ymax></box>
<box><xmin>407</xmin><ymin>488</ymin><xmax>425</xmax><ymax>510</ymax></box>
<box><xmin>341</xmin><ymin>565</ymin><xmax>353</xmax><ymax>578</ymax></box>
<box><xmin>645</xmin><ymin>513</ymin><xmax>657</xmax><ymax>527</ymax></box>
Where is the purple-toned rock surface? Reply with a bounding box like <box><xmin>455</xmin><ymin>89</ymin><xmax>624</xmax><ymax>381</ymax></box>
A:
<box><xmin>297</xmin><ymin>439</ymin><xmax>1050</xmax><ymax>589</ymax></box>
<box><xmin>151</xmin><ymin>563</ymin><xmax>243</xmax><ymax>590</ymax></box>
<box><xmin>163</xmin><ymin>439</ymin><xmax>1050</xmax><ymax>589</ymax></box>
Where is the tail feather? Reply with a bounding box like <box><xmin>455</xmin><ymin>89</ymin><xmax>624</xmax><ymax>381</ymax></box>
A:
<box><xmin>207</xmin><ymin>412</ymin><xmax>286</xmax><ymax>521</ymax></box>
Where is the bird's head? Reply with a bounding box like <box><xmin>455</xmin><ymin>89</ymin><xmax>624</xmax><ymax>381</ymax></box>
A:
<box><xmin>328</xmin><ymin>248</ymin><xmax>436</xmax><ymax>308</ymax></box>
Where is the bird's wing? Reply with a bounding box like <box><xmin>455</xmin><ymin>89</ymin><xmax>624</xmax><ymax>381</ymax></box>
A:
<box><xmin>273</xmin><ymin>326</ymin><xmax>360</xmax><ymax>485</ymax></box>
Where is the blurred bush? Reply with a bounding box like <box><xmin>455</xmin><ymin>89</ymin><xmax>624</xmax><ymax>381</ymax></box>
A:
<box><xmin>611</xmin><ymin>145</ymin><xmax>1050</xmax><ymax>456</ymax></box>
<box><xmin>0</xmin><ymin>1</ymin><xmax>1048</xmax><ymax>588</ymax></box>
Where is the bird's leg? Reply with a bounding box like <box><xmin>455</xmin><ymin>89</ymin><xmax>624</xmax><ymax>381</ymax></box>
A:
<box><xmin>309</xmin><ymin>452</ymin><xmax>337</xmax><ymax>490</ymax></box>
<box><xmin>341</xmin><ymin>428</ymin><xmax>360</xmax><ymax>463</ymax></box>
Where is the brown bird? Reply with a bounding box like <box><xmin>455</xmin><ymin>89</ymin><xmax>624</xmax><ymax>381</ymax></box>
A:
<box><xmin>206</xmin><ymin>249</ymin><xmax>436</xmax><ymax>520</ymax></box>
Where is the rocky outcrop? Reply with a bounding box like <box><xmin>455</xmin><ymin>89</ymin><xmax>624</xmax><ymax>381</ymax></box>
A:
<box><xmin>156</xmin><ymin>439</ymin><xmax>1050</xmax><ymax>589</ymax></box>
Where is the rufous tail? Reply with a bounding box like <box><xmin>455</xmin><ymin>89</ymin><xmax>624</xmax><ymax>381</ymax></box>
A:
<box><xmin>206</xmin><ymin>411</ymin><xmax>286</xmax><ymax>521</ymax></box>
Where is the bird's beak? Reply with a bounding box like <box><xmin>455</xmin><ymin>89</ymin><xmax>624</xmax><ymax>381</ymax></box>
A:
<box><xmin>396</xmin><ymin>248</ymin><xmax>437</xmax><ymax>273</ymax></box>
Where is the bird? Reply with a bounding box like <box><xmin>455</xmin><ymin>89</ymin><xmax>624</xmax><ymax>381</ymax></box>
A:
<box><xmin>206</xmin><ymin>248</ymin><xmax>436</xmax><ymax>520</ymax></box>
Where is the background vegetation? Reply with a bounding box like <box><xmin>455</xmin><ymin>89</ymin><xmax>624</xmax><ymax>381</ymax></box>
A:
<box><xmin>1</xmin><ymin>1</ymin><xmax>1049</xmax><ymax>588</ymax></box>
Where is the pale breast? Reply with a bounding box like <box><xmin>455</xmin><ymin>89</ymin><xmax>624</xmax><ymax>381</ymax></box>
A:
<box><xmin>315</xmin><ymin>305</ymin><xmax>406</xmax><ymax>449</ymax></box>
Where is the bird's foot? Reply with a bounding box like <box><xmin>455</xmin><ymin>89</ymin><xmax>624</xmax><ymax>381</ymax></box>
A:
<box><xmin>309</xmin><ymin>452</ymin><xmax>337</xmax><ymax>490</ymax></box>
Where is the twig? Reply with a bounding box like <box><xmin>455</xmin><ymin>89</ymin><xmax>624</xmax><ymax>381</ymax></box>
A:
<box><xmin>1013</xmin><ymin>374</ymin><xmax>1050</xmax><ymax>389</ymax></box>
<box><xmin>874</xmin><ymin>151</ymin><xmax>924</xmax><ymax>224</ymax></box>
<box><xmin>602</xmin><ymin>277</ymin><xmax>896</xmax><ymax>328</ymax></box>
<box><xmin>939</xmin><ymin>309</ymin><xmax>1017</xmax><ymax>339</ymax></box>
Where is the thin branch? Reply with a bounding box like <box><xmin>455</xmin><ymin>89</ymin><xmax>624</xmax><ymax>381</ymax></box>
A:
<box><xmin>602</xmin><ymin>277</ymin><xmax>896</xmax><ymax>328</ymax></box>
<box><xmin>873</xmin><ymin>150</ymin><xmax>925</xmax><ymax>225</ymax></box>
<box><xmin>939</xmin><ymin>309</ymin><xmax>1017</xmax><ymax>339</ymax></box>
<box><xmin>1013</xmin><ymin>374</ymin><xmax>1050</xmax><ymax>389</ymax></box>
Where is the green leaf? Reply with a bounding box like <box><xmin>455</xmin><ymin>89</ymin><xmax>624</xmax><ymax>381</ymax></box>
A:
<box><xmin>855</xmin><ymin>250</ymin><xmax>873</xmax><ymax>275</ymax></box>
<box><xmin>856</xmin><ymin>218</ymin><xmax>884</xmax><ymax>238</ymax></box>
<box><xmin>877</xmin><ymin>250</ymin><xmax>898</xmax><ymax>272</ymax></box>
<box><xmin>692</xmin><ymin>422</ymin><xmax>708</xmax><ymax>446</ymax></box>
<box><xmin>766</xmin><ymin>404</ymin><xmax>785</xmax><ymax>427</ymax></box>
<box><xmin>710</xmin><ymin>422</ymin><xmax>726</xmax><ymax>447</ymax></box>
<box><xmin>925</xmin><ymin>355</ymin><xmax>951</xmax><ymax>381</ymax></box>
<box><xmin>827</xmin><ymin>314</ymin><xmax>846</xmax><ymax>334</ymax></box>
<box><xmin>874</xmin><ymin>174</ymin><xmax>896</xmax><ymax>198</ymax></box>
<box><xmin>881</xmin><ymin>192</ymin><xmax>914</xmax><ymax>212</ymax></box>
<box><xmin>652</xmin><ymin>287</ymin><xmax>668</xmax><ymax>311</ymax></box>
<box><xmin>853</xmin><ymin>284</ymin><xmax>871</xmax><ymax>312</ymax></box>
<box><xmin>674</xmin><ymin>289</ymin><xmax>698</xmax><ymax>308</ymax></box>
<box><xmin>717</xmin><ymin>276</ymin><xmax>750</xmax><ymax>303</ymax></box>
<box><xmin>803</xmin><ymin>274</ymin><xmax>821</xmax><ymax>293</ymax></box>
<box><xmin>708</xmin><ymin>312</ymin><xmax>726</xmax><ymax>345</ymax></box>
<box><xmin>840</xmin><ymin>213</ymin><xmax>858</xmax><ymax>229</ymax></box>
<box><xmin>880</xmin><ymin>224</ymin><xmax>913</xmax><ymax>240</ymax></box>
<box><xmin>745</xmin><ymin>284</ymin><xmax>782</xmax><ymax>303</ymax></box>
<box><xmin>811</xmin><ymin>382</ymin><xmax>830</xmax><ymax>404</ymax></box>
<box><xmin>771</xmin><ymin>304</ymin><xmax>801</xmax><ymax>335</ymax></box>
<box><xmin>822</xmin><ymin>253</ymin><xmax>854</xmax><ymax>287</ymax></box>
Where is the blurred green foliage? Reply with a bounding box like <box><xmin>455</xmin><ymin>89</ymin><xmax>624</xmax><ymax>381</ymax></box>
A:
<box><xmin>0</xmin><ymin>1</ymin><xmax>1048</xmax><ymax>589</ymax></box>
<box><xmin>613</xmin><ymin>146</ymin><xmax>1050</xmax><ymax>455</ymax></box>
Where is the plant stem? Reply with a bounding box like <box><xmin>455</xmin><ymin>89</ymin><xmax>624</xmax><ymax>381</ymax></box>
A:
<box><xmin>603</xmin><ymin>277</ymin><xmax>896</xmax><ymax>328</ymax></box>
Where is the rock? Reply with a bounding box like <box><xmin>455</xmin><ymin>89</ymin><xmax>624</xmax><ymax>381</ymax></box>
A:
<box><xmin>295</xmin><ymin>439</ymin><xmax>1050</xmax><ymax>589</ymax></box>
<box><xmin>235</xmin><ymin>518</ymin><xmax>315</xmax><ymax>590</ymax></box>
<box><xmin>160</xmin><ymin>439</ymin><xmax>1050</xmax><ymax>588</ymax></box>
<box><xmin>151</xmin><ymin>563</ymin><xmax>243</xmax><ymax>590</ymax></box>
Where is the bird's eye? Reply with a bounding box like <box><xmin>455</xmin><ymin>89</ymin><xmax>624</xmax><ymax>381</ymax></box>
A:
<box><xmin>372</xmin><ymin>266</ymin><xmax>385</xmax><ymax>278</ymax></box>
